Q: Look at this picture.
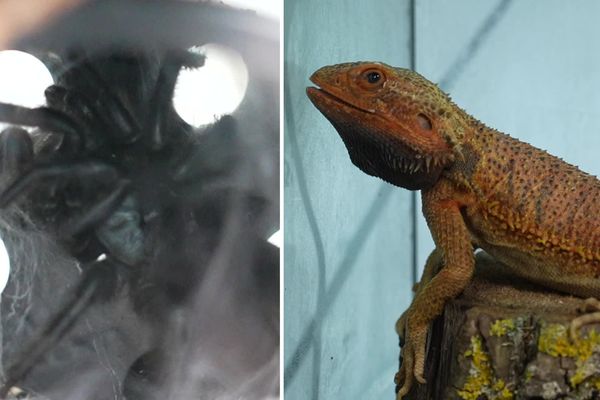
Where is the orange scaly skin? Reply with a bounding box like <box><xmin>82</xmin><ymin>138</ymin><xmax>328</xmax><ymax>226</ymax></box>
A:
<box><xmin>306</xmin><ymin>62</ymin><xmax>600</xmax><ymax>398</ymax></box>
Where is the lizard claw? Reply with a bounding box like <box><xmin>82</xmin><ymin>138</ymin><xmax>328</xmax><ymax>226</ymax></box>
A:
<box><xmin>395</xmin><ymin>351</ymin><xmax>413</xmax><ymax>399</ymax></box>
<box><xmin>395</xmin><ymin>317</ymin><xmax>428</xmax><ymax>399</ymax></box>
<box><xmin>570</xmin><ymin>297</ymin><xmax>600</xmax><ymax>339</ymax></box>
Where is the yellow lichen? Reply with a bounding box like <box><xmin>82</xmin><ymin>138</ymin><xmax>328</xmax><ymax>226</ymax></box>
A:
<box><xmin>570</xmin><ymin>369</ymin><xmax>587</xmax><ymax>387</ymax></box>
<box><xmin>537</xmin><ymin>323</ymin><xmax>576</xmax><ymax>357</ymax></box>
<box><xmin>498</xmin><ymin>384</ymin><xmax>514</xmax><ymax>400</ymax></box>
<box><xmin>537</xmin><ymin>323</ymin><xmax>600</xmax><ymax>388</ymax></box>
<box><xmin>457</xmin><ymin>335</ymin><xmax>514</xmax><ymax>400</ymax></box>
<box><xmin>490</xmin><ymin>318</ymin><xmax>516</xmax><ymax>337</ymax></box>
<box><xmin>574</xmin><ymin>329</ymin><xmax>600</xmax><ymax>362</ymax></box>
<box><xmin>458</xmin><ymin>336</ymin><xmax>492</xmax><ymax>400</ymax></box>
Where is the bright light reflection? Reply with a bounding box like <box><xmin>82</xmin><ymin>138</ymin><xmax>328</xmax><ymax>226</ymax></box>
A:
<box><xmin>173</xmin><ymin>44</ymin><xmax>248</xmax><ymax>127</ymax></box>
<box><xmin>267</xmin><ymin>230</ymin><xmax>281</xmax><ymax>248</ymax></box>
<box><xmin>0</xmin><ymin>50</ymin><xmax>53</xmax><ymax>292</ymax></box>
<box><xmin>0</xmin><ymin>50</ymin><xmax>54</xmax><ymax>131</ymax></box>
<box><xmin>224</xmin><ymin>0</ymin><xmax>280</xmax><ymax>19</ymax></box>
<box><xmin>0</xmin><ymin>239</ymin><xmax>9</xmax><ymax>294</ymax></box>
<box><xmin>0</xmin><ymin>50</ymin><xmax>53</xmax><ymax>107</ymax></box>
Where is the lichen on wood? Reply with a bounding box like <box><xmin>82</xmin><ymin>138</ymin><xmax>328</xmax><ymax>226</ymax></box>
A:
<box><xmin>401</xmin><ymin>252</ymin><xmax>600</xmax><ymax>400</ymax></box>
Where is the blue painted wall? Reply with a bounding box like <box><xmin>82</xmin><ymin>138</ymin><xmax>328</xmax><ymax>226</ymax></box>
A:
<box><xmin>284</xmin><ymin>1</ymin><xmax>600</xmax><ymax>398</ymax></box>
<box><xmin>415</xmin><ymin>0</ymin><xmax>600</xmax><ymax>273</ymax></box>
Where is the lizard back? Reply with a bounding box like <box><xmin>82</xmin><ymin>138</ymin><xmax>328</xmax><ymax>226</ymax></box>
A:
<box><xmin>453</xmin><ymin>128</ymin><xmax>600</xmax><ymax>296</ymax></box>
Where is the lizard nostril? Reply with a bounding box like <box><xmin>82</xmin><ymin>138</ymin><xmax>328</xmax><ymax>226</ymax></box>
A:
<box><xmin>417</xmin><ymin>113</ymin><xmax>432</xmax><ymax>131</ymax></box>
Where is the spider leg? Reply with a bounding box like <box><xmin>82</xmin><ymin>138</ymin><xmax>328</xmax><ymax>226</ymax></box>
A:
<box><xmin>0</xmin><ymin>103</ymin><xmax>83</xmax><ymax>152</ymax></box>
<box><xmin>0</xmin><ymin>127</ymin><xmax>33</xmax><ymax>178</ymax></box>
<box><xmin>0</xmin><ymin>161</ymin><xmax>119</xmax><ymax>208</ymax></box>
<box><xmin>145</xmin><ymin>50</ymin><xmax>205</xmax><ymax>150</ymax></box>
<box><xmin>75</xmin><ymin>61</ymin><xmax>142</xmax><ymax>143</ymax></box>
<box><xmin>0</xmin><ymin>258</ymin><xmax>126</xmax><ymax>396</ymax></box>
<box><xmin>44</xmin><ymin>85</ymin><xmax>108</xmax><ymax>150</ymax></box>
<box><xmin>59</xmin><ymin>178</ymin><xmax>131</xmax><ymax>237</ymax></box>
<box><xmin>46</xmin><ymin>82</ymin><xmax>144</xmax><ymax>150</ymax></box>
<box><xmin>172</xmin><ymin>115</ymin><xmax>238</xmax><ymax>186</ymax></box>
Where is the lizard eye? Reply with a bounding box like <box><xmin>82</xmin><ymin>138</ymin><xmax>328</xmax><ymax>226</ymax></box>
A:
<box><xmin>366</xmin><ymin>71</ymin><xmax>381</xmax><ymax>83</ymax></box>
<box><xmin>359</xmin><ymin>68</ymin><xmax>385</xmax><ymax>88</ymax></box>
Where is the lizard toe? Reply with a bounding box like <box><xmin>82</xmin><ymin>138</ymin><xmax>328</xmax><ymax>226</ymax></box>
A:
<box><xmin>396</xmin><ymin>318</ymin><xmax>429</xmax><ymax>397</ymax></box>
<box><xmin>579</xmin><ymin>297</ymin><xmax>600</xmax><ymax>313</ymax></box>
<box><xmin>413</xmin><ymin>328</ymin><xmax>428</xmax><ymax>384</ymax></box>
<box><xmin>395</xmin><ymin>350</ymin><xmax>413</xmax><ymax>399</ymax></box>
<box><xmin>396</xmin><ymin>327</ymin><xmax>429</xmax><ymax>399</ymax></box>
<box><xmin>571</xmin><ymin>313</ymin><xmax>600</xmax><ymax>339</ymax></box>
<box><xmin>570</xmin><ymin>297</ymin><xmax>600</xmax><ymax>339</ymax></box>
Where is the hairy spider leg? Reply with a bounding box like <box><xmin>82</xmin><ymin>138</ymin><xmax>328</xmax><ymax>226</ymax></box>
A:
<box><xmin>145</xmin><ymin>50</ymin><xmax>205</xmax><ymax>150</ymax></box>
<box><xmin>0</xmin><ymin>49</ymin><xmax>208</xmax><ymax>397</ymax></box>
<box><xmin>0</xmin><ymin>128</ymin><xmax>33</xmax><ymax>178</ymax></box>
<box><xmin>74</xmin><ymin>60</ymin><xmax>142</xmax><ymax>143</ymax></box>
<box><xmin>0</xmin><ymin>159</ymin><xmax>138</xmax><ymax>249</ymax></box>
<box><xmin>0</xmin><ymin>258</ymin><xmax>127</xmax><ymax>396</ymax></box>
<box><xmin>0</xmin><ymin>103</ymin><xmax>82</xmax><ymax>153</ymax></box>
<box><xmin>145</xmin><ymin>55</ymin><xmax>185</xmax><ymax>150</ymax></box>
<box><xmin>0</xmin><ymin>161</ymin><xmax>120</xmax><ymax>208</ymax></box>
<box><xmin>60</xmin><ymin>178</ymin><xmax>131</xmax><ymax>237</ymax></box>
<box><xmin>44</xmin><ymin>85</ymin><xmax>113</xmax><ymax>152</ymax></box>
<box><xmin>172</xmin><ymin>115</ymin><xmax>238</xmax><ymax>186</ymax></box>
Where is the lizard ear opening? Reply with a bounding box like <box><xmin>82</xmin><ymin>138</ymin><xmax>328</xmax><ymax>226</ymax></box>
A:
<box><xmin>417</xmin><ymin>113</ymin><xmax>433</xmax><ymax>131</ymax></box>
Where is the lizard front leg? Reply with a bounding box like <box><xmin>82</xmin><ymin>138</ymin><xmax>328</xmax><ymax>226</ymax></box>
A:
<box><xmin>395</xmin><ymin>247</ymin><xmax>443</xmax><ymax>340</ymax></box>
<box><xmin>396</xmin><ymin>181</ymin><xmax>475</xmax><ymax>399</ymax></box>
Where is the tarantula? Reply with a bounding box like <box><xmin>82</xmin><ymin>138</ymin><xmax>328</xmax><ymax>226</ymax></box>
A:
<box><xmin>0</xmin><ymin>47</ymin><xmax>240</xmax><ymax>395</ymax></box>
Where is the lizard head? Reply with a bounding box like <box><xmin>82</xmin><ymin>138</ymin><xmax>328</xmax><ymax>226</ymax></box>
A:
<box><xmin>306</xmin><ymin>62</ymin><xmax>459</xmax><ymax>190</ymax></box>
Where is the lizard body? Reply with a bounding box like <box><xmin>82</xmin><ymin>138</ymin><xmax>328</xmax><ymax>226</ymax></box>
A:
<box><xmin>306</xmin><ymin>62</ymin><xmax>600</xmax><ymax>398</ymax></box>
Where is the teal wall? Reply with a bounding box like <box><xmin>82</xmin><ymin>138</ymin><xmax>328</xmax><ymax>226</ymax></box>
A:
<box><xmin>285</xmin><ymin>1</ymin><xmax>600</xmax><ymax>398</ymax></box>
<box><xmin>414</xmin><ymin>0</ymin><xmax>600</xmax><ymax>274</ymax></box>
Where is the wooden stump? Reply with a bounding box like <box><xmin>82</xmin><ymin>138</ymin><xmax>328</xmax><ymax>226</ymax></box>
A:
<box><xmin>401</xmin><ymin>253</ymin><xmax>600</xmax><ymax>400</ymax></box>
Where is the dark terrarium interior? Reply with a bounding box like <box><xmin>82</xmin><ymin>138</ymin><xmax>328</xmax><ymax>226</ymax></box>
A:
<box><xmin>0</xmin><ymin>1</ymin><xmax>279</xmax><ymax>399</ymax></box>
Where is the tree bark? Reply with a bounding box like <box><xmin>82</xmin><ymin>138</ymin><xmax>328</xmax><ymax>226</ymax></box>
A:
<box><xmin>402</xmin><ymin>252</ymin><xmax>600</xmax><ymax>400</ymax></box>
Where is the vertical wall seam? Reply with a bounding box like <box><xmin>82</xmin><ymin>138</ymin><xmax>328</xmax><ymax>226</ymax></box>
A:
<box><xmin>409</xmin><ymin>0</ymin><xmax>418</xmax><ymax>287</ymax></box>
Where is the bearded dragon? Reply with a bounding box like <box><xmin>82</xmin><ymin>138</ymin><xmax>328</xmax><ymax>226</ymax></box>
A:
<box><xmin>306</xmin><ymin>62</ymin><xmax>600</xmax><ymax>398</ymax></box>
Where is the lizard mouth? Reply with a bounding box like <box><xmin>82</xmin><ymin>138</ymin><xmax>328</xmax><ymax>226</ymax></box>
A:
<box><xmin>306</xmin><ymin>86</ymin><xmax>449</xmax><ymax>190</ymax></box>
<box><xmin>306</xmin><ymin>86</ymin><xmax>374</xmax><ymax>115</ymax></box>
